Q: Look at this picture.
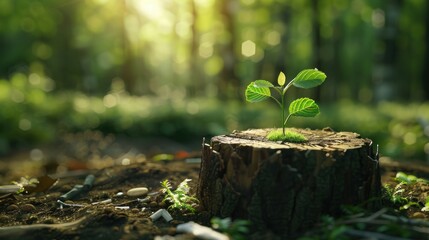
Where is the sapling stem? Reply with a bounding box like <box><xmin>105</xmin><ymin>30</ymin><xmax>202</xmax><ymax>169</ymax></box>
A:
<box><xmin>281</xmin><ymin>92</ymin><xmax>285</xmax><ymax>135</ymax></box>
<box><xmin>283</xmin><ymin>78</ymin><xmax>295</xmax><ymax>95</ymax></box>
<box><xmin>269</xmin><ymin>96</ymin><xmax>282</xmax><ymax>108</ymax></box>
<box><xmin>284</xmin><ymin>114</ymin><xmax>292</xmax><ymax>127</ymax></box>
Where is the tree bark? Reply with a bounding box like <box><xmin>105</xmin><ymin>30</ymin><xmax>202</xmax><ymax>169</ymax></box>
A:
<box><xmin>197</xmin><ymin>128</ymin><xmax>381</xmax><ymax>236</ymax></box>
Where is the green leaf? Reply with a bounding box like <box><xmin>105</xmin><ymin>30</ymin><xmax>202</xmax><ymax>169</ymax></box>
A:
<box><xmin>292</xmin><ymin>69</ymin><xmax>326</xmax><ymax>89</ymax></box>
<box><xmin>289</xmin><ymin>98</ymin><xmax>320</xmax><ymax>117</ymax></box>
<box><xmin>253</xmin><ymin>80</ymin><xmax>275</xmax><ymax>88</ymax></box>
<box><xmin>277</xmin><ymin>72</ymin><xmax>286</xmax><ymax>86</ymax></box>
<box><xmin>245</xmin><ymin>81</ymin><xmax>272</xmax><ymax>102</ymax></box>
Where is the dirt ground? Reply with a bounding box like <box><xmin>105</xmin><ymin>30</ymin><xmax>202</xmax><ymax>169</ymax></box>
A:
<box><xmin>0</xmin><ymin>131</ymin><xmax>428</xmax><ymax>240</ymax></box>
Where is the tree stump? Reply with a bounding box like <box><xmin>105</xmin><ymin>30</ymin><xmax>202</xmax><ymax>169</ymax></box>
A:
<box><xmin>197</xmin><ymin>128</ymin><xmax>381</xmax><ymax>235</ymax></box>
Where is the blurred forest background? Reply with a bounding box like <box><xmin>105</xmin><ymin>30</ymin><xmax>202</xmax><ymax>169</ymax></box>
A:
<box><xmin>0</xmin><ymin>0</ymin><xmax>428</xmax><ymax>161</ymax></box>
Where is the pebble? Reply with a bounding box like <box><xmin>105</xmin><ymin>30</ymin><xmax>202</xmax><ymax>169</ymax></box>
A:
<box><xmin>6</xmin><ymin>204</ymin><xmax>19</xmax><ymax>212</ymax></box>
<box><xmin>131</xmin><ymin>208</ymin><xmax>140</xmax><ymax>214</ymax></box>
<box><xmin>149</xmin><ymin>201</ymin><xmax>158</xmax><ymax>208</ymax></box>
<box><xmin>412</xmin><ymin>212</ymin><xmax>426</xmax><ymax>219</ymax></box>
<box><xmin>21</xmin><ymin>203</ymin><xmax>36</xmax><ymax>212</ymax></box>
<box><xmin>0</xmin><ymin>215</ymin><xmax>10</xmax><ymax>223</ymax></box>
<box><xmin>127</xmin><ymin>187</ymin><xmax>149</xmax><ymax>197</ymax></box>
<box><xmin>25</xmin><ymin>215</ymin><xmax>38</xmax><ymax>224</ymax></box>
<box><xmin>42</xmin><ymin>218</ymin><xmax>55</xmax><ymax>224</ymax></box>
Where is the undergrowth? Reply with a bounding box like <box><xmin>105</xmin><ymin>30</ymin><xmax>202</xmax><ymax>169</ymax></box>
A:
<box><xmin>160</xmin><ymin>179</ymin><xmax>198</xmax><ymax>213</ymax></box>
<box><xmin>0</xmin><ymin>73</ymin><xmax>428</xmax><ymax>160</ymax></box>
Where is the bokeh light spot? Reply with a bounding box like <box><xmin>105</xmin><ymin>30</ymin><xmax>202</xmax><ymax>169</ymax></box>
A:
<box><xmin>199</xmin><ymin>42</ymin><xmax>213</xmax><ymax>58</ymax></box>
<box><xmin>403</xmin><ymin>132</ymin><xmax>416</xmax><ymax>145</ymax></box>
<box><xmin>424</xmin><ymin>142</ymin><xmax>429</xmax><ymax>155</ymax></box>
<box><xmin>264</xmin><ymin>31</ymin><xmax>280</xmax><ymax>46</ymax></box>
<box><xmin>186</xmin><ymin>101</ymin><xmax>200</xmax><ymax>115</ymax></box>
<box><xmin>241</xmin><ymin>40</ymin><xmax>256</xmax><ymax>57</ymax></box>
<box><xmin>11</xmin><ymin>89</ymin><xmax>25</xmax><ymax>103</ymax></box>
<box><xmin>19</xmin><ymin>119</ymin><xmax>32</xmax><ymax>131</ymax></box>
<box><xmin>30</xmin><ymin>148</ymin><xmax>44</xmax><ymax>161</ymax></box>
<box><xmin>103</xmin><ymin>94</ymin><xmax>118</xmax><ymax>108</ymax></box>
<box><xmin>372</xmin><ymin>9</ymin><xmax>385</xmax><ymax>28</ymax></box>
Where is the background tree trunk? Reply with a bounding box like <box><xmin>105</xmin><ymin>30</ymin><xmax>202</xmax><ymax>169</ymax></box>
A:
<box><xmin>423</xmin><ymin>1</ymin><xmax>429</xmax><ymax>100</ymax></box>
<box><xmin>198</xmin><ymin>128</ymin><xmax>381</xmax><ymax>236</ymax></box>
<box><xmin>120</xmin><ymin>0</ymin><xmax>136</xmax><ymax>94</ymax></box>
<box><xmin>218</xmin><ymin>0</ymin><xmax>239</xmax><ymax>100</ymax></box>
<box><xmin>189</xmin><ymin>0</ymin><xmax>200</xmax><ymax>97</ymax></box>
<box><xmin>311</xmin><ymin>0</ymin><xmax>322</xmax><ymax>101</ymax></box>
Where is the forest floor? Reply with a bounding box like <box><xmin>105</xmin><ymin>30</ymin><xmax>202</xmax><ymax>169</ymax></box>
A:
<box><xmin>0</xmin><ymin>131</ymin><xmax>428</xmax><ymax>240</ymax></box>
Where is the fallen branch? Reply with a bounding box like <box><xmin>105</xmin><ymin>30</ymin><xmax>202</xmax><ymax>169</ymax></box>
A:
<box><xmin>0</xmin><ymin>217</ymin><xmax>87</xmax><ymax>238</ymax></box>
<box><xmin>344</xmin><ymin>229</ymin><xmax>410</xmax><ymax>240</ymax></box>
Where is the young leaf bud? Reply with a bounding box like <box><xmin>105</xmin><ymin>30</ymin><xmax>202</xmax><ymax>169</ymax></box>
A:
<box><xmin>277</xmin><ymin>72</ymin><xmax>286</xmax><ymax>86</ymax></box>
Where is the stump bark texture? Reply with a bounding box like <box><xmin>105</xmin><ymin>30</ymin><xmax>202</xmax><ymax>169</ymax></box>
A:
<box><xmin>197</xmin><ymin>128</ymin><xmax>381</xmax><ymax>235</ymax></box>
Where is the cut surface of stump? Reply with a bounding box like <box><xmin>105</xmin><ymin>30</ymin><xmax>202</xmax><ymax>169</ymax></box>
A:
<box><xmin>197</xmin><ymin>128</ymin><xmax>381</xmax><ymax>235</ymax></box>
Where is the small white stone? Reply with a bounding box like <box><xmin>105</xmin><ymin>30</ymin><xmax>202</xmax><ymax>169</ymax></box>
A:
<box><xmin>127</xmin><ymin>187</ymin><xmax>149</xmax><ymax>197</ymax></box>
<box><xmin>115</xmin><ymin>206</ymin><xmax>130</xmax><ymax>210</ymax></box>
<box><xmin>150</xmin><ymin>209</ymin><xmax>173</xmax><ymax>222</ymax></box>
<box><xmin>150</xmin><ymin>209</ymin><xmax>164</xmax><ymax>221</ymax></box>
<box><xmin>161</xmin><ymin>210</ymin><xmax>173</xmax><ymax>222</ymax></box>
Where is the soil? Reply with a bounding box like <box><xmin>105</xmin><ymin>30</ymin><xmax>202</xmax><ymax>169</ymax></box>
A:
<box><xmin>0</xmin><ymin>131</ymin><xmax>428</xmax><ymax>240</ymax></box>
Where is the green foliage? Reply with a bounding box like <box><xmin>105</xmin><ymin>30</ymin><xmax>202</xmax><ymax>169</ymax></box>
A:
<box><xmin>289</xmin><ymin>98</ymin><xmax>320</xmax><ymax>118</ymax></box>
<box><xmin>245</xmin><ymin>69</ymin><xmax>326</xmax><ymax>141</ymax></box>
<box><xmin>422</xmin><ymin>197</ymin><xmax>429</xmax><ymax>212</ymax></box>
<box><xmin>0</xmin><ymin>72</ymin><xmax>427</xmax><ymax>161</ymax></box>
<box><xmin>383</xmin><ymin>184</ymin><xmax>408</xmax><ymax>206</ymax></box>
<box><xmin>385</xmin><ymin>172</ymin><xmax>429</xmax><ymax>211</ymax></box>
<box><xmin>298</xmin><ymin>209</ymin><xmax>427</xmax><ymax>240</ymax></box>
<box><xmin>0</xmin><ymin>0</ymin><xmax>426</xmax><ymax>103</ymax></box>
<box><xmin>0</xmin><ymin>74</ymin><xmax>59</xmax><ymax>154</ymax></box>
<box><xmin>245</xmin><ymin>80</ymin><xmax>273</xmax><ymax>103</ymax></box>
<box><xmin>211</xmin><ymin>217</ymin><xmax>251</xmax><ymax>240</ymax></box>
<box><xmin>394</xmin><ymin>172</ymin><xmax>428</xmax><ymax>185</ymax></box>
<box><xmin>292</xmin><ymin>69</ymin><xmax>327</xmax><ymax>89</ymax></box>
<box><xmin>160</xmin><ymin>179</ymin><xmax>198</xmax><ymax>213</ymax></box>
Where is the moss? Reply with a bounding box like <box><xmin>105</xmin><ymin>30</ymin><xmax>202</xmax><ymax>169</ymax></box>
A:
<box><xmin>267</xmin><ymin>129</ymin><xmax>307</xmax><ymax>143</ymax></box>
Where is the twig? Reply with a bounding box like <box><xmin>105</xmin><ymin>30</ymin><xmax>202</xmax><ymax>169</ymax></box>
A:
<box><xmin>0</xmin><ymin>217</ymin><xmax>86</xmax><ymax>238</ymax></box>
<box><xmin>0</xmin><ymin>185</ymin><xmax>21</xmax><ymax>194</ymax></box>
<box><xmin>340</xmin><ymin>208</ymin><xmax>388</xmax><ymax>225</ymax></box>
<box><xmin>344</xmin><ymin>229</ymin><xmax>410</xmax><ymax>240</ymax></box>
<box><xmin>381</xmin><ymin>214</ymin><xmax>429</xmax><ymax>227</ymax></box>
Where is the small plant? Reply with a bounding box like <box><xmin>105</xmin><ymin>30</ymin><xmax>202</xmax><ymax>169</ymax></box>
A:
<box><xmin>245</xmin><ymin>69</ymin><xmax>326</xmax><ymax>142</ymax></box>
<box><xmin>384</xmin><ymin>172</ymin><xmax>429</xmax><ymax>211</ymax></box>
<box><xmin>394</xmin><ymin>172</ymin><xmax>428</xmax><ymax>184</ymax></box>
<box><xmin>12</xmin><ymin>176</ymin><xmax>39</xmax><ymax>194</ymax></box>
<box><xmin>392</xmin><ymin>172</ymin><xmax>429</xmax><ymax>211</ymax></box>
<box><xmin>422</xmin><ymin>197</ymin><xmax>429</xmax><ymax>212</ymax></box>
<box><xmin>160</xmin><ymin>179</ymin><xmax>198</xmax><ymax>213</ymax></box>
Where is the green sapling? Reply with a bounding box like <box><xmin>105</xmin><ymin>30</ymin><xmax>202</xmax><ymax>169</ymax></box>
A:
<box><xmin>245</xmin><ymin>68</ymin><xmax>326</xmax><ymax>142</ymax></box>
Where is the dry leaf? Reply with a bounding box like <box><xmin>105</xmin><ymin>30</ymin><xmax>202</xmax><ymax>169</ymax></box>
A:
<box><xmin>24</xmin><ymin>175</ymin><xmax>58</xmax><ymax>193</ymax></box>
